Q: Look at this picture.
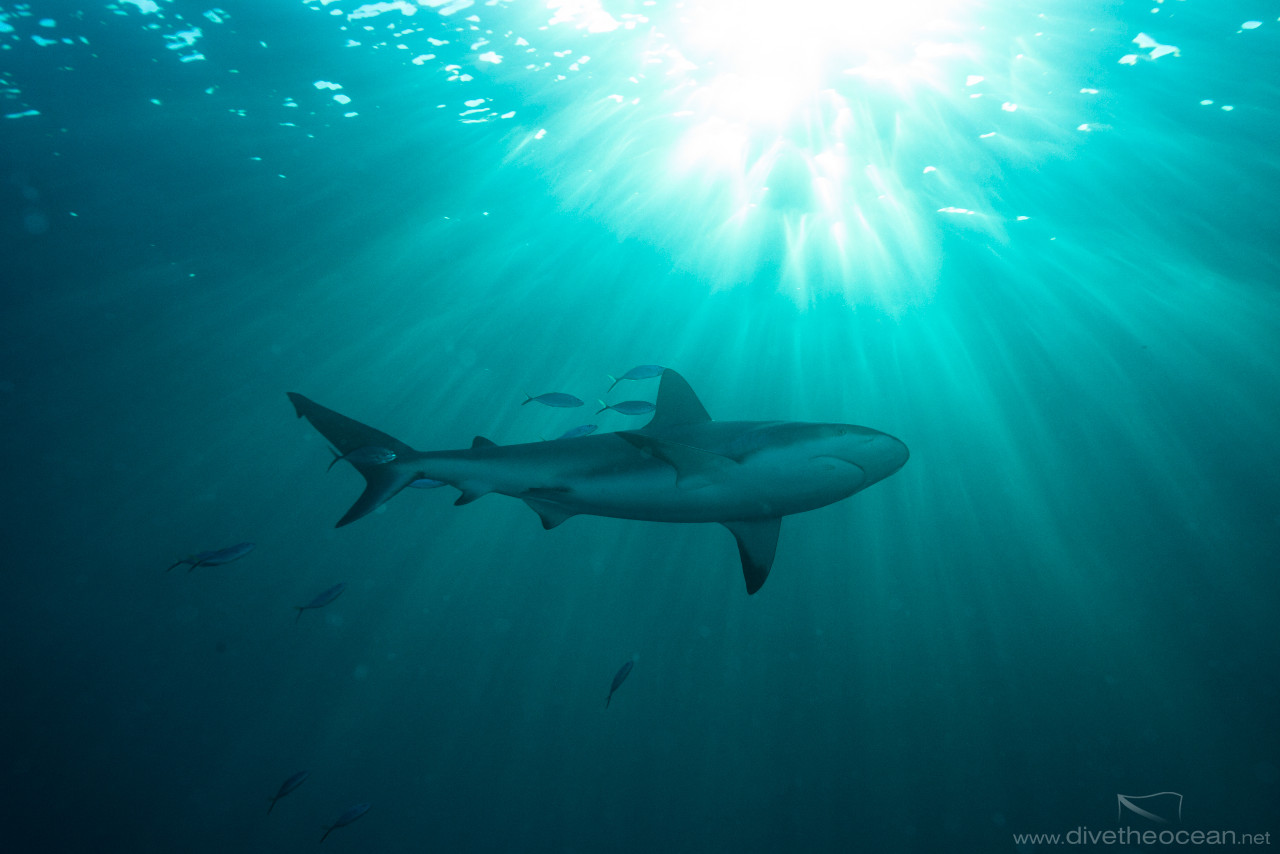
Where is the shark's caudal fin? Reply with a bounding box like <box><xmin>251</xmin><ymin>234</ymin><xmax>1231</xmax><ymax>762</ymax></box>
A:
<box><xmin>287</xmin><ymin>393</ymin><xmax>422</xmax><ymax>527</ymax></box>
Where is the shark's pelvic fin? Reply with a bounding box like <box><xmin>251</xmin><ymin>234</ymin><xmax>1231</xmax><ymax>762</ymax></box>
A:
<box><xmin>616</xmin><ymin>433</ymin><xmax>737</xmax><ymax>489</ymax></box>
<box><xmin>721</xmin><ymin>517</ymin><xmax>781</xmax><ymax>594</ymax></box>
<box><xmin>521</xmin><ymin>491</ymin><xmax>577</xmax><ymax>529</ymax></box>
<box><xmin>645</xmin><ymin>370</ymin><xmax>712</xmax><ymax>431</ymax></box>
<box><xmin>287</xmin><ymin>393</ymin><xmax>421</xmax><ymax>527</ymax></box>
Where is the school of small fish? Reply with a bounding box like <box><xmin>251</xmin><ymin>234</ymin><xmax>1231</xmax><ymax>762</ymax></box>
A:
<box><xmin>162</xmin><ymin>364</ymin><xmax>662</xmax><ymax>842</ymax></box>
<box><xmin>526</xmin><ymin>364</ymin><xmax>665</xmax><ymax>436</ymax></box>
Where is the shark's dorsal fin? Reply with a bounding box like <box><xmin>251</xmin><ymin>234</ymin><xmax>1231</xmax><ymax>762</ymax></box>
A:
<box><xmin>721</xmin><ymin>517</ymin><xmax>782</xmax><ymax>594</ymax></box>
<box><xmin>644</xmin><ymin>370</ymin><xmax>711</xmax><ymax>431</ymax></box>
<box><xmin>616</xmin><ymin>433</ymin><xmax>736</xmax><ymax>489</ymax></box>
<box><xmin>471</xmin><ymin>436</ymin><xmax>496</xmax><ymax>449</ymax></box>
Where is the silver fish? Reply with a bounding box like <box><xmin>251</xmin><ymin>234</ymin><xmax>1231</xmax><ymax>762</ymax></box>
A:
<box><xmin>607</xmin><ymin>364</ymin><xmax>664</xmax><ymax>391</ymax></box>
<box><xmin>554</xmin><ymin>424</ymin><xmax>598</xmax><ymax>440</ymax></box>
<box><xmin>606</xmin><ymin>660</ymin><xmax>634</xmax><ymax>708</ymax></box>
<box><xmin>321</xmin><ymin>802</ymin><xmax>371</xmax><ymax>843</ymax></box>
<box><xmin>595</xmin><ymin>399</ymin><xmax>656</xmax><ymax>416</ymax></box>
<box><xmin>294</xmin><ymin>582</ymin><xmax>347</xmax><ymax>623</ymax></box>
<box><xmin>267</xmin><ymin>770</ymin><xmax>310</xmax><ymax>813</ymax></box>
<box><xmin>328</xmin><ymin>445</ymin><xmax>396</xmax><ymax>472</ymax></box>
<box><xmin>166</xmin><ymin>541</ymin><xmax>255</xmax><ymax>572</ymax></box>
<box><xmin>522</xmin><ymin>392</ymin><xmax>584</xmax><ymax>408</ymax></box>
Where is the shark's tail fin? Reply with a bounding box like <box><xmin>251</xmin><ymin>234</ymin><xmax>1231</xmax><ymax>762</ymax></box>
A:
<box><xmin>287</xmin><ymin>393</ymin><xmax>423</xmax><ymax>527</ymax></box>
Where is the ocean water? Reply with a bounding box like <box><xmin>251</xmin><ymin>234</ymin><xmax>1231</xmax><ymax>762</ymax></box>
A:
<box><xmin>2</xmin><ymin>1</ymin><xmax>1277</xmax><ymax>852</ymax></box>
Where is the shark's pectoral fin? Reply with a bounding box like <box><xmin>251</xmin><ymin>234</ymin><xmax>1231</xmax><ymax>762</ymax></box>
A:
<box><xmin>617</xmin><ymin>433</ymin><xmax>737</xmax><ymax>489</ymax></box>
<box><xmin>521</xmin><ymin>490</ymin><xmax>577</xmax><ymax>530</ymax></box>
<box><xmin>721</xmin><ymin>518</ymin><xmax>781</xmax><ymax>594</ymax></box>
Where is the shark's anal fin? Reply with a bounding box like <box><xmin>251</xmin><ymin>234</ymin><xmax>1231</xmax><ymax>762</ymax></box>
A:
<box><xmin>721</xmin><ymin>518</ymin><xmax>781</xmax><ymax>594</ymax></box>
<box><xmin>616</xmin><ymin>433</ymin><xmax>737</xmax><ymax>489</ymax></box>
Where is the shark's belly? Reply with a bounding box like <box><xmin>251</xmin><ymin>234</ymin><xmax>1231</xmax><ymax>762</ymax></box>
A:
<box><xmin>458</xmin><ymin>432</ymin><xmax>872</xmax><ymax>524</ymax></box>
<box><xmin>545</xmin><ymin>459</ymin><xmax>864</xmax><ymax>523</ymax></box>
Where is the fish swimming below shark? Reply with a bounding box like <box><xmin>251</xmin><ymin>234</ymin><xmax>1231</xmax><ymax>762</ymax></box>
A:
<box><xmin>320</xmin><ymin>802</ymin><xmax>370</xmax><ymax>844</ymax></box>
<box><xmin>266</xmin><ymin>769</ymin><xmax>310</xmax><ymax>814</ymax></box>
<box><xmin>606</xmin><ymin>659</ymin><xmax>634</xmax><ymax>708</ymax></box>
<box><xmin>287</xmin><ymin>370</ymin><xmax>908</xmax><ymax>594</ymax></box>
<box><xmin>166</xmin><ymin>541</ymin><xmax>255</xmax><ymax>572</ymax></box>
<box><xmin>294</xmin><ymin>582</ymin><xmax>347</xmax><ymax>623</ymax></box>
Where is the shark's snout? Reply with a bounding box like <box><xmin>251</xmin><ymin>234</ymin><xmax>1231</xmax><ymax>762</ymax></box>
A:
<box><xmin>885</xmin><ymin>433</ymin><xmax>909</xmax><ymax>472</ymax></box>
<box><xmin>855</xmin><ymin>430</ymin><xmax>909</xmax><ymax>484</ymax></box>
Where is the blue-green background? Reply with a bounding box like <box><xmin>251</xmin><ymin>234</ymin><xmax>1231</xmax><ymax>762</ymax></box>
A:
<box><xmin>1</xmin><ymin>1</ymin><xmax>1276</xmax><ymax>851</ymax></box>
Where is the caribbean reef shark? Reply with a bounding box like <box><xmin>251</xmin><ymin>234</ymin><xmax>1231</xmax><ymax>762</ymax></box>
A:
<box><xmin>287</xmin><ymin>370</ymin><xmax>908</xmax><ymax>594</ymax></box>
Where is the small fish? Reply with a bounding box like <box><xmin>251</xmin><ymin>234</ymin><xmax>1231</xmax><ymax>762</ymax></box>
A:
<box><xmin>327</xmin><ymin>445</ymin><xmax>396</xmax><ymax>472</ymax></box>
<box><xmin>294</xmin><ymin>582</ymin><xmax>347</xmax><ymax>623</ymax></box>
<box><xmin>409</xmin><ymin>477</ymin><xmax>446</xmax><ymax>489</ymax></box>
<box><xmin>595</xmin><ymin>400</ymin><xmax>656</xmax><ymax>416</ymax></box>
<box><xmin>267</xmin><ymin>770</ymin><xmax>310</xmax><ymax>814</ymax></box>
<box><xmin>166</xmin><ymin>542</ymin><xmax>255</xmax><ymax>572</ymax></box>
<box><xmin>606</xmin><ymin>659</ymin><xmax>634</xmax><ymax>708</ymax></box>
<box><xmin>607</xmin><ymin>364</ymin><xmax>664</xmax><ymax>391</ymax></box>
<box><xmin>522</xmin><ymin>392</ymin><xmax>584</xmax><ymax>408</ymax></box>
<box><xmin>555</xmin><ymin>424</ymin><xmax>597</xmax><ymax>440</ymax></box>
<box><xmin>321</xmin><ymin>802</ymin><xmax>371</xmax><ymax>844</ymax></box>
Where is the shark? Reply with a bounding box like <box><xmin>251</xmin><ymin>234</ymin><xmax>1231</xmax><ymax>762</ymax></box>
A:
<box><xmin>287</xmin><ymin>369</ymin><xmax>908</xmax><ymax>594</ymax></box>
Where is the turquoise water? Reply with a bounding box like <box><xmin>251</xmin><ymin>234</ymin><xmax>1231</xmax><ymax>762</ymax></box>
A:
<box><xmin>2</xmin><ymin>1</ymin><xmax>1277</xmax><ymax>851</ymax></box>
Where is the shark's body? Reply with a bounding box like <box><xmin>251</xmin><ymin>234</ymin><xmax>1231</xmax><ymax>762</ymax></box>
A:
<box><xmin>288</xmin><ymin>370</ymin><xmax>907</xmax><ymax>594</ymax></box>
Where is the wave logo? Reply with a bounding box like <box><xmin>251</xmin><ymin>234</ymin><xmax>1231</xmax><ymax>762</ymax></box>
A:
<box><xmin>1117</xmin><ymin>792</ymin><xmax>1184</xmax><ymax>824</ymax></box>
